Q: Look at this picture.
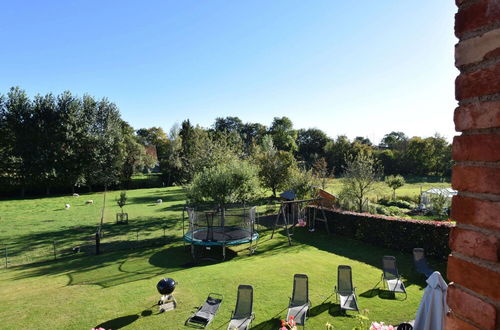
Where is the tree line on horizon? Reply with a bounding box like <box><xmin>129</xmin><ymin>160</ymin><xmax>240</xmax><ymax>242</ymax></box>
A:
<box><xmin>0</xmin><ymin>87</ymin><xmax>452</xmax><ymax>196</ymax></box>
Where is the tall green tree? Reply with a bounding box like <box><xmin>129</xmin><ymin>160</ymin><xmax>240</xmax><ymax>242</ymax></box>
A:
<box><xmin>3</xmin><ymin>87</ymin><xmax>36</xmax><ymax>196</ymax></box>
<box><xmin>268</xmin><ymin>116</ymin><xmax>298</xmax><ymax>153</ymax></box>
<box><xmin>324</xmin><ymin>135</ymin><xmax>352</xmax><ymax>176</ymax></box>
<box><xmin>296</xmin><ymin>128</ymin><xmax>329</xmax><ymax>166</ymax></box>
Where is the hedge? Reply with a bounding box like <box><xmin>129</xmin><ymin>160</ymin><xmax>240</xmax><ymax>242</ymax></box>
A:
<box><xmin>313</xmin><ymin>207</ymin><xmax>454</xmax><ymax>259</ymax></box>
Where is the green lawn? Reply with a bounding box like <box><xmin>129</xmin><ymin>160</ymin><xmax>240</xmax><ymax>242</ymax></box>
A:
<box><xmin>0</xmin><ymin>187</ymin><xmax>446</xmax><ymax>329</ymax></box>
<box><xmin>325</xmin><ymin>177</ymin><xmax>451</xmax><ymax>201</ymax></box>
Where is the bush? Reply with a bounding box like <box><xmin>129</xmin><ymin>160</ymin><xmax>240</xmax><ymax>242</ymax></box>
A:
<box><xmin>375</xmin><ymin>205</ymin><xmax>405</xmax><ymax>216</ymax></box>
<box><xmin>187</xmin><ymin>159</ymin><xmax>261</xmax><ymax>206</ymax></box>
<box><xmin>318</xmin><ymin>209</ymin><xmax>453</xmax><ymax>259</ymax></box>
<box><xmin>399</xmin><ymin>194</ymin><xmax>420</xmax><ymax>204</ymax></box>
<box><xmin>378</xmin><ymin>198</ymin><xmax>415</xmax><ymax>209</ymax></box>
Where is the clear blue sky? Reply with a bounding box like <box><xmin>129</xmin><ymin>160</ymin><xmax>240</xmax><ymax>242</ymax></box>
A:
<box><xmin>0</xmin><ymin>1</ymin><xmax>458</xmax><ymax>143</ymax></box>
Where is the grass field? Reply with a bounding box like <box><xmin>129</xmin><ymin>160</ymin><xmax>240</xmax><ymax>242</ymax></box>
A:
<box><xmin>0</xmin><ymin>186</ymin><xmax>446</xmax><ymax>329</ymax></box>
<box><xmin>325</xmin><ymin>177</ymin><xmax>451</xmax><ymax>202</ymax></box>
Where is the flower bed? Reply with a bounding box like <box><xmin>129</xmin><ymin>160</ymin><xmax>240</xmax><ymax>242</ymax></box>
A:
<box><xmin>315</xmin><ymin>208</ymin><xmax>454</xmax><ymax>259</ymax></box>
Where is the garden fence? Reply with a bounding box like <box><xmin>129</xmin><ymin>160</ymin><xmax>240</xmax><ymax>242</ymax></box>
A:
<box><xmin>2</xmin><ymin>224</ymin><xmax>172</xmax><ymax>268</ymax></box>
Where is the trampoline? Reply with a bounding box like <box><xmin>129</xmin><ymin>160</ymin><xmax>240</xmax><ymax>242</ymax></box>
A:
<box><xmin>183</xmin><ymin>206</ymin><xmax>259</xmax><ymax>261</ymax></box>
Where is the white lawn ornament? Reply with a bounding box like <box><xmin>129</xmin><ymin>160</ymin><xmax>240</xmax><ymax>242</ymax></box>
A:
<box><xmin>65</xmin><ymin>204</ymin><xmax>71</xmax><ymax>209</ymax></box>
<box><xmin>85</xmin><ymin>200</ymin><xmax>94</xmax><ymax>204</ymax></box>
<box><xmin>72</xmin><ymin>193</ymin><xmax>80</xmax><ymax>197</ymax></box>
<box><xmin>157</xmin><ymin>199</ymin><xmax>163</xmax><ymax>204</ymax></box>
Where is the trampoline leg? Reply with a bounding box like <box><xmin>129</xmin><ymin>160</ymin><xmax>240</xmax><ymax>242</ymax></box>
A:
<box><xmin>223</xmin><ymin>245</ymin><xmax>226</xmax><ymax>261</ymax></box>
<box><xmin>191</xmin><ymin>244</ymin><xmax>196</xmax><ymax>261</ymax></box>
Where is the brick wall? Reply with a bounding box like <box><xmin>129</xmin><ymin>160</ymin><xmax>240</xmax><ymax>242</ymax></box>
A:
<box><xmin>446</xmin><ymin>1</ymin><xmax>500</xmax><ymax>329</ymax></box>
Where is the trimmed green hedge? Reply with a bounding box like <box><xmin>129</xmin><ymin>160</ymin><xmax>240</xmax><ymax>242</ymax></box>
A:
<box><xmin>316</xmin><ymin>208</ymin><xmax>454</xmax><ymax>259</ymax></box>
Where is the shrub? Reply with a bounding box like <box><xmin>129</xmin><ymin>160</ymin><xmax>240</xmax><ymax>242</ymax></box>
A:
<box><xmin>429</xmin><ymin>193</ymin><xmax>450</xmax><ymax>217</ymax></box>
<box><xmin>318</xmin><ymin>209</ymin><xmax>453</xmax><ymax>259</ymax></box>
<box><xmin>375</xmin><ymin>205</ymin><xmax>405</xmax><ymax>216</ymax></box>
<box><xmin>378</xmin><ymin>199</ymin><xmax>415</xmax><ymax>209</ymax></box>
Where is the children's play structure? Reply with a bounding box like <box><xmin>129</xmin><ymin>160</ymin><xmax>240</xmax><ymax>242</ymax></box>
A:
<box><xmin>271</xmin><ymin>189</ymin><xmax>336</xmax><ymax>246</ymax></box>
<box><xmin>183</xmin><ymin>206</ymin><xmax>259</xmax><ymax>261</ymax></box>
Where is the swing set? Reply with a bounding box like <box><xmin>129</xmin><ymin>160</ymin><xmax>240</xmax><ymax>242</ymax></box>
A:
<box><xmin>270</xmin><ymin>189</ymin><xmax>336</xmax><ymax>246</ymax></box>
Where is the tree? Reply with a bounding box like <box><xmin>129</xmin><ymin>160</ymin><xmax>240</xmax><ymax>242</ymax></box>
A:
<box><xmin>287</xmin><ymin>167</ymin><xmax>319</xmax><ymax>199</ymax></box>
<box><xmin>136</xmin><ymin>126</ymin><xmax>169</xmax><ymax>157</ymax></box>
<box><xmin>255</xmin><ymin>150</ymin><xmax>296</xmax><ymax>197</ymax></box>
<box><xmin>312</xmin><ymin>157</ymin><xmax>330</xmax><ymax>189</ymax></box>
<box><xmin>187</xmin><ymin>158</ymin><xmax>261</xmax><ymax>207</ymax></box>
<box><xmin>3</xmin><ymin>87</ymin><xmax>37</xmax><ymax>196</ymax></box>
<box><xmin>268</xmin><ymin>116</ymin><xmax>298</xmax><ymax>153</ymax></box>
<box><xmin>380</xmin><ymin>131</ymin><xmax>408</xmax><ymax>151</ymax></box>
<box><xmin>340</xmin><ymin>153</ymin><xmax>383</xmax><ymax>212</ymax></box>
<box><xmin>116</xmin><ymin>191</ymin><xmax>127</xmax><ymax>214</ymax></box>
<box><xmin>353</xmin><ymin>136</ymin><xmax>372</xmax><ymax>146</ymax></box>
<box><xmin>296</xmin><ymin>128</ymin><xmax>329</xmax><ymax>166</ymax></box>
<box><xmin>160</xmin><ymin>124</ymin><xmax>183</xmax><ymax>186</ymax></box>
<box><xmin>213</xmin><ymin>116</ymin><xmax>243</xmax><ymax>134</ymax></box>
<box><xmin>385</xmin><ymin>174</ymin><xmax>406</xmax><ymax>200</ymax></box>
<box><xmin>121</xmin><ymin>122</ymin><xmax>154</xmax><ymax>187</ymax></box>
<box><xmin>324</xmin><ymin>135</ymin><xmax>352</xmax><ymax>176</ymax></box>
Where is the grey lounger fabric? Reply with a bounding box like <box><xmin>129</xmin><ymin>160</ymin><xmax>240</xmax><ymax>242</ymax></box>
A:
<box><xmin>382</xmin><ymin>256</ymin><xmax>406</xmax><ymax>295</ymax></box>
<box><xmin>335</xmin><ymin>265</ymin><xmax>359</xmax><ymax>311</ymax></box>
<box><xmin>186</xmin><ymin>293</ymin><xmax>223</xmax><ymax>328</ymax></box>
<box><xmin>287</xmin><ymin>274</ymin><xmax>311</xmax><ymax>326</ymax></box>
<box><xmin>413</xmin><ymin>248</ymin><xmax>433</xmax><ymax>278</ymax></box>
<box><xmin>227</xmin><ymin>285</ymin><xmax>254</xmax><ymax>330</ymax></box>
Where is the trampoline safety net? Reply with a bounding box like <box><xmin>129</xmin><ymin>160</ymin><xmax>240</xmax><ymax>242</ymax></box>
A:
<box><xmin>184</xmin><ymin>206</ymin><xmax>258</xmax><ymax>246</ymax></box>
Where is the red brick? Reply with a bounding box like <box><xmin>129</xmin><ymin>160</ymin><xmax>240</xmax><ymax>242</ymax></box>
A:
<box><xmin>445</xmin><ymin>313</ymin><xmax>481</xmax><ymax>330</ymax></box>
<box><xmin>452</xmin><ymin>195</ymin><xmax>500</xmax><ymax>232</ymax></box>
<box><xmin>454</xmin><ymin>101</ymin><xmax>500</xmax><ymax>131</ymax></box>
<box><xmin>452</xmin><ymin>165</ymin><xmax>500</xmax><ymax>194</ymax></box>
<box><xmin>447</xmin><ymin>284</ymin><xmax>497</xmax><ymax>329</ymax></box>
<box><xmin>447</xmin><ymin>255</ymin><xmax>500</xmax><ymax>301</ymax></box>
<box><xmin>450</xmin><ymin>227</ymin><xmax>499</xmax><ymax>262</ymax></box>
<box><xmin>453</xmin><ymin>134</ymin><xmax>500</xmax><ymax>162</ymax></box>
<box><xmin>455</xmin><ymin>0</ymin><xmax>500</xmax><ymax>38</ymax></box>
<box><xmin>455</xmin><ymin>62</ymin><xmax>500</xmax><ymax>100</ymax></box>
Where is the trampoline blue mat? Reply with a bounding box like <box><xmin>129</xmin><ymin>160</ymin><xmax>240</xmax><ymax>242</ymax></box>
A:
<box><xmin>184</xmin><ymin>227</ymin><xmax>259</xmax><ymax>246</ymax></box>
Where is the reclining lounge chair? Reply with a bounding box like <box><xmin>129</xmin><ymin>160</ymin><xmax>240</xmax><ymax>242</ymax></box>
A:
<box><xmin>287</xmin><ymin>274</ymin><xmax>311</xmax><ymax>328</ymax></box>
<box><xmin>335</xmin><ymin>265</ymin><xmax>359</xmax><ymax>312</ymax></box>
<box><xmin>382</xmin><ymin>256</ymin><xmax>407</xmax><ymax>298</ymax></box>
<box><xmin>413</xmin><ymin>248</ymin><xmax>433</xmax><ymax>278</ymax></box>
<box><xmin>186</xmin><ymin>293</ymin><xmax>223</xmax><ymax>328</ymax></box>
<box><xmin>227</xmin><ymin>285</ymin><xmax>255</xmax><ymax>330</ymax></box>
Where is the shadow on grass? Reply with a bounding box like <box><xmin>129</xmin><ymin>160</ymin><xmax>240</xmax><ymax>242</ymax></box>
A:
<box><xmin>288</xmin><ymin>228</ymin><xmax>441</xmax><ymax>291</ymax></box>
<box><xmin>96</xmin><ymin>314</ymin><xmax>140</xmax><ymax>329</ymax></box>
<box><xmin>126</xmin><ymin>188</ymin><xmax>185</xmax><ymax>206</ymax></box>
<box><xmin>10</xmin><ymin>242</ymin><xmax>191</xmax><ymax>287</ymax></box>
